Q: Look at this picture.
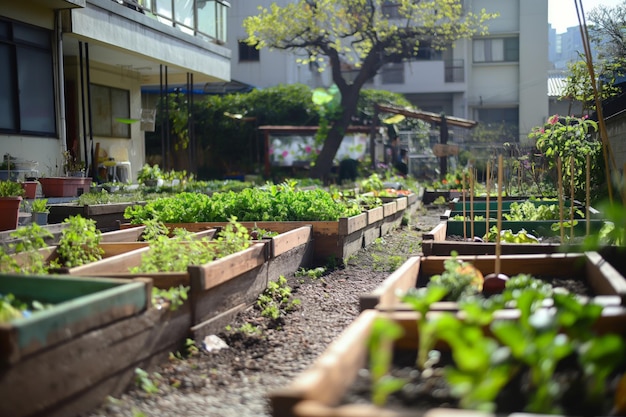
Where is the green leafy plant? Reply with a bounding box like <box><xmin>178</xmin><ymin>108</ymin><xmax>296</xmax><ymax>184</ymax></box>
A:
<box><xmin>30</xmin><ymin>198</ymin><xmax>49</xmax><ymax>213</ymax></box>
<box><xmin>131</xmin><ymin>217</ymin><xmax>250</xmax><ymax>273</ymax></box>
<box><xmin>136</xmin><ymin>164</ymin><xmax>163</xmax><ymax>184</ymax></box>
<box><xmin>431</xmin><ymin>309</ymin><xmax>513</xmax><ymax>412</ymax></box>
<box><xmin>426</xmin><ymin>253</ymin><xmax>484</xmax><ymax>301</ymax></box>
<box><xmin>50</xmin><ymin>215</ymin><xmax>104</xmax><ymax>268</ymax></box>
<box><xmin>483</xmin><ymin>226</ymin><xmax>540</xmax><ymax>244</ymax></box>
<box><xmin>530</xmin><ymin>114</ymin><xmax>602</xmax><ymax>200</ymax></box>
<box><xmin>367</xmin><ymin>316</ymin><xmax>406</xmax><ymax>407</ymax></box>
<box><xmin>134</xmin><ymin>368</ymin><xmax>161</xmax><ymax>395</ymax></box>
<box><xmin>0</xmin><ymin>292</ymin><xmax>53</xmax><ymax>323</ymax></box>
<box><xmin>0</xmin><ymin>180</ymin><xmax>25</xmax><ymax>197</ymax></box>
<box><xmin>124</xmin><ymin>183</ymin><xmax>362</xmax><ymax>224</ymax></box>
<box><xmin>152</xmin><ymin>285</ymin><xmax>189</xmax><ymax>311</ymax></box>
<box><xmin>0</xmin><ymin>223</ymin><xmax>54</xmax><ymax>274</ymax></box>
<box><xmin>256</xmin><ymin>275</ymin><xmax>300</xmax><ymax>321</ymax></box>
<box><xmin>400</xmin><ymin>285</ymin><xmax>448</xmax><ymax>370</ymax></box>
<box><xmin>294</xmin><ymin>266</ymin><xmax>327</xmax><ymax>279</ymax></box>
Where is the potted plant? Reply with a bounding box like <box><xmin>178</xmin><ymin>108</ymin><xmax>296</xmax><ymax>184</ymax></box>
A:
<box><xmin>0</xmin><ymin>154</ymin><xmax>18</xmax><ymax>181</ymax></box>
<box><xmin>137</xmin><ymin>164</ymin><xmax>162</xmax><ymax>187</ymax></box>
<box><xmin>30</xmin><ymin>199</ymin><xmax>49</xmax><ymax>226</ymax></box>
<box><xmin>62</xmin><ymin>150</ymin><xmax>86</xmax><ymax>177</ymax></box>
<box><xmin>0</xmin><ymin>180</ymin><xmax>25</xmax><ymax>231</ymax></box>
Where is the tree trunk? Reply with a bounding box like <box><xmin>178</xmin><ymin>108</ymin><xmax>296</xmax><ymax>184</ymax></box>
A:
<box><xmin>310</xmin><ymin>88</ymin><xmax>360</xmax><ymax>180</ymax></box>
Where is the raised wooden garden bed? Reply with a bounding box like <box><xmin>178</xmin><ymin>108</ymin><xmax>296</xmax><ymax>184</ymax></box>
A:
<box><xmin>421</xmin><ymin>189</ymin><xmax>450</xmax><ymax>205</ymax></box>
<box><xmin>0</xmin><ymin>223</ymin><xmax>68</xmax><ymax>254</ymax></box>
<box><xmin>64</xmin><ymin>239</ymin><xmax>270</xmax><ymax>340</ymax></box>
<box><xmin>447</xmin><ymin>196</ymin><xmax>563</xmax><ymax>211</ymax></box>
<box><xmin>359</xmin><ymin>252</ymin><xmax>626</xmax><ymax>311</ymax></box>
<box><xmin>48</xmin><ymin>201</ymin><xmax>146</xmax><ymax>232</ymax></box>
<box><xmin>362</xmin><ymin>206</ymin><xmax>383</xmax><ymax>248</ymax></box>
<box><xmin>0</xmin><ymin>273</ymin><xmax>154</xmax><ymax>417</ymax></box>
<box><xmin>270</xmin><ymin>307</ymin><xmax>626</xmax><ymax>417</ymax></box>
<box><xmin>123</xmin><ymin>214</ymin><xmax>368</xmax><ymax>265</ymax></box>
<box><xmin>164</xmin><ymin>222</ymin><xmax>314</xmax><ymax>282</ymax></box>
<box><xmin>421</xmin><ymin>216</ymin><xmax>607</xmax><ymax>256</ymax></box>
<box><xmin>0</xmin><ymin>276</ymin><xmax>200</xmax><ymax>417</ymax></box>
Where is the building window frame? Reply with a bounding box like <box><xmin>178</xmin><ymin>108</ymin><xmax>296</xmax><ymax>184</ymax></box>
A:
<box><xmin>0</xmin><ymin>18</ymin><xmax>56</xmax><ymax>137</ymax></box>
<box><xmin>473</xmin><ymin>37</ymin><xmax>519</xmax><ymax>63</ymax></box>
<box><xmin>381</xmin><ymin>62</ymin><xmax>405</xmax><ymax>84</ymax></box>
<box><xmin>238</xmin><ymin>40</ymin><xmax>260</xmax><ymax>62</ymax></box>
<box><xmin>90</xmin><ymin>84</ymin><xmax>131</xmax><ymax>138</ymax></box>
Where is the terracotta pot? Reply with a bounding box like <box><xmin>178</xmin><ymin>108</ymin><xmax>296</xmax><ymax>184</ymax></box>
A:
<box><xmin>21</xmin><ymin>181</ymin><xmax>37</xmax><ymax>199</ymax></box>
<box><xmin>0</xmin><ymin>196</ymin><xmax>22</xmax><ymax>231</ymax></box>
<box><xmin>39</xmin><ymin>177</ymin><xmax>92</xmax><ymax>197</ymax></box>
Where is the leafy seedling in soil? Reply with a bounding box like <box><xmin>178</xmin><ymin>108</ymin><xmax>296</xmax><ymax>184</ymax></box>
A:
<box><xmin>432</xmin><ymin>309</ymin><xmax>515</xmax><ymax>413</ymax></box>
<box><xmin>50</xmin><ymin>215</ymin><xmax>104</xmax><ymax>268</ymax></box>
<box><xmin>401</xmin><ymin>285</ymin><xmax>447</xmax><ymax>370</ymax></box>
<box><xmin>367</xmin><ymin>316</ymin><xmax>406</xmax><ymax>407</ymax></box>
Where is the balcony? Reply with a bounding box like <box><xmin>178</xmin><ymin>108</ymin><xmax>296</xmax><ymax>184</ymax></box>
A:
<box><xmin>136</xmin><ymin>0</ymin><xmax>229</xmax><ymax>44</ymax></box>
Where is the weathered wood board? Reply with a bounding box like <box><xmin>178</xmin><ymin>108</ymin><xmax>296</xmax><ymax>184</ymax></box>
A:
<box><xmin>360</xmin><ymin>252</ymin><xmax>626</xmax><ymax>311</ymax></box>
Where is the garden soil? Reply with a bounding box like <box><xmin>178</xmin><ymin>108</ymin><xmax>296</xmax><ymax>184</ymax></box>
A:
<box><xmin>85</xmin><ymin>205</ymin><xmax>444</xmax><ymax>417</ymax></box>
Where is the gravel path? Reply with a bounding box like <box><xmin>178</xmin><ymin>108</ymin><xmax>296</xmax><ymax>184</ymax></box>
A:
<box><xmin>85</xmin><ymin>206</ymin><xmax>442</xmax><ymax>417</ymax></box>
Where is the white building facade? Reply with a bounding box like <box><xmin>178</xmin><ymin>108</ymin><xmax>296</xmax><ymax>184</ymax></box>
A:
<box><xmin>229</xmin><ymin>0</ymin><xmax>549</xmax><ymax>147</ymax></box>
<box><xmin>1</xmin><ymin>0</ymin><xmax>230</xmax><ymax>181</ymax></box>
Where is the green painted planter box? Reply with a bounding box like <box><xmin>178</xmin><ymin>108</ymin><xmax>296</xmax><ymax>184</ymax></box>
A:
<box><xmin>445</xmin><ymin>217</ymin><xmax>606</xmax><ymax>239</ymax></box>
<box><xmin>0</xmin><ymin>274</ymin><xmax>149</xmax><ymax>364</ymax></box>
<box><xmin>448</xmin><ymin>196</ymin><xmax>577</xmax><ymax>211</ymax></box>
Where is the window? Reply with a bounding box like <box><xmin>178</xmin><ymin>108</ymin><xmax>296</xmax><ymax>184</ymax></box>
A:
<box><xmin>239</xmin><ymin>40</ymin><xmax>259</xmax><ymax>62</ymax></box>
<box><xmin>90</xmin><ymin>84</ymin><xmax>131</xmax><ymax>138</ymax></box>
<box><xmin>0</xmin><ymin>19</ymin><xmax>56</xmax><ymax>136</ymax></box>
<box><xmin>381</xmin><ymin>1</ymin><xmax>401</xmax><ymax>19</ymax></box>
<box><xmin>381</xmin><ymin>63</ymin><xmax>404</xmax><ymax>84</ymax></box>
<box><xmin>473</xmin><ymin>37</ymin><xmax>519</xmax><ymax>63</ymax></box>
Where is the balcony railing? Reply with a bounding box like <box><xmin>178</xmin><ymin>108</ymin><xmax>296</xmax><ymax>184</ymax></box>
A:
<box><xmin>136</xmin><ymin>0</ymin><xmax>229</xmax><ymax>43</ymax></box>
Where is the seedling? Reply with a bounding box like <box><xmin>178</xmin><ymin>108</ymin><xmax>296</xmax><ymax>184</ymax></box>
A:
<box><xmin>400</xmin><ymin>285</ymin><xmax>447</xmax><ymax>369</ymax></box>
<box><xmin>367</xmin><ymin>316</ymin><xmax>405</xmax><ymax>407</ymax></box>
<box><xmin>51</xmin><ymin>215</ymin><xmax>104</xmax><ymax>268</ymax></box>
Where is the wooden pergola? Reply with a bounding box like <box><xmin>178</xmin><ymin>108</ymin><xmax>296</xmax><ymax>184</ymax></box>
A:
<box><xmin>372</xmin><ymin>104</ymin><xmax>478</xmax><ymax>178</ymax></box>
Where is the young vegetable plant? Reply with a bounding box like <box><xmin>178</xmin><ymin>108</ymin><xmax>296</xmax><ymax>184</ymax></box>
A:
<box><xmin>256</xmin><ymin>275</ymin><xmax>300</xmax><ymax>321</ymax></box>
<box><xmin>400</xmin><ymin>285</ymin><xmax>447</xmax><ymax>370</ymax></box>
<box><xmin>0</xmin><ymin>223</ymin><xmax>53</xmax><ymax>274</ymax></box>
<box><xmin>50</xmin><ymin>215</ymin><xmax>104</xmax><ymax>268</ymax></box>
<box><xmin>367</xmin><ymin>316</ymin><xmax>406</xmax><ymax>407</ymax></box>
<box><xmin>432</xmin><ymin>309</ymin><xmax>515</xmax><ymax>413</ymax></box>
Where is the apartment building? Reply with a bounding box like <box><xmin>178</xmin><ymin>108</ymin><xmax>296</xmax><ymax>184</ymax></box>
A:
<box><xmin>229</xmin><ymin>0</ymin><xmax>549</xmax><ymax>147</ymax></box>
<box><xmin>1</xmin><ymin>0</ymin><xmax>230</xmax><ymax>181</ymax></box>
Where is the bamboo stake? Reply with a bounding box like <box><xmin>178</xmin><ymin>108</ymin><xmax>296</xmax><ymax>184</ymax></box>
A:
<box><xmin>485</xmin><ymin>161</ymin><xmax>491</xmax><ymax>242</ymax></box>
<box><xmin>570</xmin><ymin>156</ymin><xmax>575</xmax><ymax>240</ymax></box>
<box><xmin>557</xmin><ymin>156</ymin><xmax>565</xmax><ymax>243</ymax></box>
<box><xmin>574</xmin><ymin>0</ymin><xmax>615</xmax><ymax>203</ymax></box>
<box><xmin>495</xmin><ymin>155</ymin><xmax>503</xmax><ymax>276</ymax></box>
<box><xmin>462</xmin><ymin>171</ymin><xmax>467</xmax><ymax>240</ymax></box>
<box><xmin>586</xmin><ymin>154</ymin><xmax>591</xmax><ymax>236</ymax></box>
<box><xmin>470</xmin><ymin>167</ymin><xmax>474</xmax><ymax>239</ymax></box>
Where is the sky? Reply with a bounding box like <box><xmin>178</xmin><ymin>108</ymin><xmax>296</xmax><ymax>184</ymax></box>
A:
<box><xmin>549</xmin><ymin>0</ymin><xmax>624</xmax><ymax>33</ymax></box>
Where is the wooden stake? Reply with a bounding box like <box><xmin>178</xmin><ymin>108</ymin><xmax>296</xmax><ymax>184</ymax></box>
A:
<box><xmin>470</xmin><ymin>167</ymin><xmax>474</xmax><ymax>239</ymax></box>
<box><xmin>570</xmin><ymin>156</ymin><xmax>575</xmax><ymax>240</ymax></box>
<box><xmin>586</xmin><ymin>154</ymin><xmax>591</xmax><ymax>236</ymax></box>
<box><xmin>462</xmin><ymin>171</ymin><xmax>467</xmax><ymax>240</ymax></box>
<box><xmin>485</xmin><ymin>161</ymin><xmax>491</xmax><ymax>242</ymax></box>
<box><xmin>557</xmin><ymin>156</ymin><xmax>565</xmax><ymax>243</ymax></box>
<box><xmin>495</xmin><ymin>155</ymin><xmax>503</xmax><ymax>275</ymax></box>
